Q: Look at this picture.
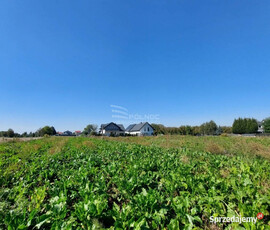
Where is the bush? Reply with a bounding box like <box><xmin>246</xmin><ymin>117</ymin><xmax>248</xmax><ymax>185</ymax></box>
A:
<box><xmin>206</xmin><ymin>142</ymin><xmax>225</xmax><ymax>154</ymax></box>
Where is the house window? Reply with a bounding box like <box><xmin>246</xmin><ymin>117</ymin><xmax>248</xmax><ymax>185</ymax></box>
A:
<box><xmin>144</xmin><ymin>127</ymin><xmax>146</xmax><ymax>131</ymax></box>
<box><xmin>148</xmin><ymin>127</ymin><xmax>149</xmax><ymax>131</ymax></box>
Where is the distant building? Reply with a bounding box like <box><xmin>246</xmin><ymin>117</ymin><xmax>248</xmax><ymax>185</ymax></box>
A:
<box><xmin>258</xmin><ymin>120</ymin><xmax>264</xmax><ymax>133</ymax></box>
<box><xmin>125</xmin><ymin>122</ymin><xmax>154</xmax><ymax>136</ymax></box>
<box><xmin>74</xmin><ymin>131</ymin><xmax>82</xmax><ymax>136</ymax></box>
<box><xmin>100</xmin><ymin>122</ymin><xmax>125</xmax><ymax>136</ymax></box>
<box><xmin>62</xmin><ymin>130</ymin><xmax>73</xmax><ymax>136</ymax></box>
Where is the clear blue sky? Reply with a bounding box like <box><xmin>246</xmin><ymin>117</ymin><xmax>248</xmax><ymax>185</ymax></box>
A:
<box><xmin>1</xmin><ymin>0</ymin><xmax>270</xmax><ymax>133</ymax></box>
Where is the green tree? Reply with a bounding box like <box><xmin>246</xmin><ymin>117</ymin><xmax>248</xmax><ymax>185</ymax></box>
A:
<box><xmin>36</xmin><ymin>126</ymin><xmax>57</xmax><ymax>136</ymax></box>
<box><xmin>151</xmin><ymin>124</ymin><xmax>167</xmax><ymax>135</ymax></box>
<box><xmin>246</xmin><ymin>118</ymin><xmax>258</xmax><ymax>133</ymax></box>
<box><xmin>221</xmin><ymin>126</ymin><xmax>232</xmax><ymax>134</ymax></box>
<box><xmin>35</xmin><ymin>128</ymin><xmax>42</xmax><ymax>137</ymax></box>
<box><xmin>7</xmin><ymin>129</ymin><xmax>15</xmax><ymax>138</ymax></box>
<box><xmin>233</xmin><ymin>118</ymin><xmax>258</xmax><ymax>134</ymax></box>
<box><xmin>42</xmin><ymin>126</ymin><xmax>53</xmax><ymax>136</ymax></box>
<box><xmin>185</xmin><ymin>126</ymin><xmax>193</xmax><ymax>135</ymax></box>
<box><xmin>200</xmin><ymin>123</ymin><xmax>206</xmax><ymax>135</ymax></box>
<box><xmin>193</xmin><ymin>126</ymin><xmax>201</xmax><ymax>136</ymax></box>
<box><xmin>263</xmin><ymin>118</ymin><xmax>270</xmax><ymax>133</ymax></box>
<box><xmin>50</xmin><ymin>126</ymin><xmax>57</xmax><ymax>135</ymax></box>
<box><xmin>200</xmin><ymin>120</ymin><xmax>217</xmax><ymax>135</ymax></box>
<box><xmin>0</xmin><ymin>131</ymin><xmax>7</xmax><ymax>137</ymax></box>
<box><xmin>178</xmin><ymin>126</ymin><xmax>186</xmax><ymax>135</ymax></box>
<box><xmin>83</xmin><ymin>124</ymin><xmax>98</xmax><ymax>135</ymax></box>
<box><xmin>232</xmin><ymin>118</ymin><xmax>244</xmax><ymax>134</ymax></box>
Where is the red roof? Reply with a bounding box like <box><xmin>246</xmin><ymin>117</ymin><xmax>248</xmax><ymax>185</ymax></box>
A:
<box><xmin>75</xmin><ymin>131</ymin><xmax>81</xmax><ymax>133</ymax></box>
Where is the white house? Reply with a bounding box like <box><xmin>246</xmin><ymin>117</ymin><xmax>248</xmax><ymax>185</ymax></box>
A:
<box><xmin>100</xmin><ymin>122</ymin><xmax>125</xmax><ymax>136</ymax></box>
<box><xmin>258</xmin><ymin>120</ymin><xmax>264</xmax><ymax>133</ymax></box>
<box><xmin>125</xmin><ymin>122</ymin><xmax>154</xmax><ymax>136</ymax></box>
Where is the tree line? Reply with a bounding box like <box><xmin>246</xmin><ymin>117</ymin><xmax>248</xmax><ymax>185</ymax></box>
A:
<box><xmin>151</xmin><ymin>121</ymin><xmax>232</xmax><ymax>136</ymax></box>
<box><xmin>0</xmin><ymin>125</ymin><xmax>98</xmax><ymax>138</ymax></box>
<box><xmin>0</xmin><ymin>126</ymin><xmax>57</xmax><ymax>138</ymax></box>
<box><xmin>232</xmin><ymin>118</ymin><xmax>258</xmax><ymax>134</ymax></box>
<box><xmin>1</xmin><ymin>117</ymin><xmax>270</xmax><ymax>137</ymax></box>
<box><xmin>0</xmin><ymin>129</ymin><xmax>19</xmax><ymax>138</ymax></box>
<box><xmin>151</xmin><ymin>117</ymin><xmax>270</xmax><ymax>135</ymax></box>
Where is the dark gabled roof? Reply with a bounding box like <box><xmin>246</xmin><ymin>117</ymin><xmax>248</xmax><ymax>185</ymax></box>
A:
<box><xmin>100</xmin><ymin>123</ymin><xmax>109</xmax><ymax>129</ymax></box>
<box><xmin>125</xmin><ymin>124</ymin><xmax>136</xmax><ymax>132</ymax></box>
<box><xmin>117</xmin><ymin>124</ymin><xmax>125</xmax><ymax>131</ymax></box>
<box><xmin>64</xmin><ymin>130</ymin><xmax>72</xmax><ymax>133</ymax></box>
<box><xmin>100</xmin><ymin>122</ymin><xmax>125</xmax><ymax>131</ymax></box>
<box><xmin>128</xmin><ymin>122</ymin><xmax>154</xmax><ymax>132</ymax></box>
<box><xmin>130</xmin><ymin>122</ymin><xmax>147</xmax><ymax>131</ymax></box>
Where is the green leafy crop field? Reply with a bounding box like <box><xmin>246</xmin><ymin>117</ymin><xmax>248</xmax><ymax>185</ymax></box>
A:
<box><xmin>102</xmin><ymin>135</ymin><xmax>270</xmax><ymax>159</ymax></box>
<box><xmin>0</xmin><ymin>137</ymin><xmax>269</xmax><ymax>229</ymax></box>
